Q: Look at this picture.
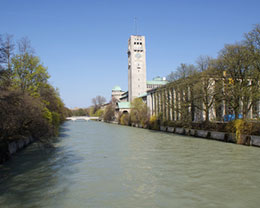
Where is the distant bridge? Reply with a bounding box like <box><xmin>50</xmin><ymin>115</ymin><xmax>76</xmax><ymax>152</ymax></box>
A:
<box><xmin>66</xmin><ymin>116</ymin><xmax>99</xmax><ymax>121</ymax></box>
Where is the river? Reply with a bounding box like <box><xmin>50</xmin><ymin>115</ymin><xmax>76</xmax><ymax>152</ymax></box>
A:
<box><xmin>0</xmin><ymin>121</ymin><xmax>260</xmax><ymax>208</ymax></box>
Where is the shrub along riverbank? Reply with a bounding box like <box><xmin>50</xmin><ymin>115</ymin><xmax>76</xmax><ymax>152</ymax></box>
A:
<box><xmin>109</xmin><ymin>113</ymin><xmax>260</xmax><ymax>147</ymax></box>
<box><xmin>0</xmin><ymin>35</ymin><xmax>70</xmax><ymax>163</ymax></box>
<box><xmin>102</xmin><ymin>97</ymin><xmax>260</xmax><ymax>147</ymax></box>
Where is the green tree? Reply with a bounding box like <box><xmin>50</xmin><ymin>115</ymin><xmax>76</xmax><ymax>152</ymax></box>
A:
<box><xmin>0</xmin><ymin>35</ymin><xmax>67</xmax><ymax>148</ymax></box>
<box><xmin>103</xmin><ymin>103</ymin><xmax>115</xmax><ymax>122</ymax></box>
<box><xmin>12</xmin><ymin>54</ymin><xmax>49</xmax><ymax>95</ymax></box>
<box><xmin>130</xmin><ymin>98</ymin><xmax>149</xmax><ymax>126</ymax></box>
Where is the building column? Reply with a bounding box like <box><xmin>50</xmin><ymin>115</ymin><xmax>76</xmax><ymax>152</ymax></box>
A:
<box><xmin>171</xmin><ymin>87</ymin><xmax>175</xmax><ymax>121</ymax></box>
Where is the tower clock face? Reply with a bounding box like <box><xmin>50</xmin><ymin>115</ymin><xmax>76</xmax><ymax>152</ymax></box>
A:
<box><xmin>135</xmin><ymin>53</ymin><xmax>141</xmax><ymax>59</ymax></box>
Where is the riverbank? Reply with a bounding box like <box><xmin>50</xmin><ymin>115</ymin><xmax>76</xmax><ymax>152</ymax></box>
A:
<box><xmin>157</xmin><ymin>125</ymin><xmax>260</xmax><ymax>147</ymax></box>
<box><xmin>0</xmin><ymin>137</ymin><xmax>35</xmax><ymax>164</ymax></box>
<box><xmin>105</xmin><ymin>121</ymin><xmax>260</xmax><ymax>148</ymax></box>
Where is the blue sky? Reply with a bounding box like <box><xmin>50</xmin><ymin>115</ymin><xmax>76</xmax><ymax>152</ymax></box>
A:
<box><xmin>1</xmin><ymin>0</ymin><xmax>260</xmax><ymax>108</ymax></box>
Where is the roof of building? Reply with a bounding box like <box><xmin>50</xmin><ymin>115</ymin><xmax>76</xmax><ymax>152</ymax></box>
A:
<box><xmin>119</xmin><ymin>91</ymin><xmax>128</xmax><ymax>100</ymax></box>
<box><xmin>112</xmin><ymin>85</ymin><xmax>122</xmax><ymax>91</ymax></box>
<box><xmin>121</xmin><ymin>91</ymin><xmax>128</xmax><ymax>96</ymax></box>
<box><xmin>117</xmin><ymin>102</ymin><xmax>131</xmax><ymax>109</ymax></box>
<box><xmin>153</xmin><ymin>76</ymin><xmax>165</xmax><ymax>81</ymax></box>
<box><xmin>138</xmin><ymin>92</ymin><xmax>147</xmax><ymax>98</ymax></box>
<box><xmin>147</xmin><ymin>80</ymin><xmax>168</xmax><ymax>85</ymax></box>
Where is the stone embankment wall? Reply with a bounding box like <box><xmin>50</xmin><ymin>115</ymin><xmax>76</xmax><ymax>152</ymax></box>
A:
<box><xmin>158</xmin><ymin>126</ymin><xmax>260</xmax><ymax>147</ymax></box>
<box><xmin>114</xmin><ymin>121</ymin><xmax>260</xmax><ymax>148</ymax></box>
<box><xmin>0</xmin><ymin>137</ymin><xmax>35</xmax><ymax>164</ymax></box>
<box><xmin>103</xmin><ymin>121</ymin><xmax>260</xmax><ymax>147</ymax></box>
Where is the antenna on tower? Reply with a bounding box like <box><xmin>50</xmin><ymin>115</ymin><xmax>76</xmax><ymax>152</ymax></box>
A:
<box><xmin>134</xmin><ymin>17</ymin><xmax>138</xmax><ymax>35</ymax></box>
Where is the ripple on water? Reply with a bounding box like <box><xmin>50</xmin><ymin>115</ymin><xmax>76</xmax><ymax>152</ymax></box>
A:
<box><xmin>1</xmin><ymin>121</ymin><xmax>260</xmax><ymax>208</ymax></box>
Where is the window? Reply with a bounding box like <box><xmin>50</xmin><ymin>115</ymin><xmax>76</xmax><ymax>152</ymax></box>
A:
<box><xmin>137</xmin><ymin>67</ymin><xmax>141</xmax><ymax>69</ymax></box>
<box><xmin>134</xmin><ymin>42</ymin><xmax>136</xmax><ymax>45</ymax></box>
<box><xmin>140</xmin><ymin>42</ymin><xmax>142</xmax><ymax>45</ymax></box>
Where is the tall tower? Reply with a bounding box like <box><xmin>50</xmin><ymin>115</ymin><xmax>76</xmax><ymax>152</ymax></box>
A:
<box><xmin>128</xmin><ymin>35</ymin><xmax>147</xmax><ymax>102</ymax></box>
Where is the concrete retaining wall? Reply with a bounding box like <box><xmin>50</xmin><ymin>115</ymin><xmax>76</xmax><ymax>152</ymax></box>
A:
<box><xmin>227</xmin><ymin>134</ymin><xmax>236</xmax><ymax>143</ymax></box>
<box><xmin>167</xmin><ymin>127</ymin><xmax>175</xmax><ymax>133</ymax></box>
<box><xmin>189</xmin><ymin>129</ymin><xmax>196</xmax><ymax>136</ymax></box>
<box><xmin>1</xmin><ymin>137</ymin><xmax>35</xmax><ymax>164</ymax></box>
<box><xmin>155</xmin><ymin>125</ymin><xmax>260</xmax><ymax>148</ymax></box>
<box><xmin>175</xmin><ymin>128</ymin><xmax>184</xmax><ymax>134</ymax></box>
<box><xmin>251</xmin><ymin>135</ymin><xmax>260</xmax><ymax>147</ymax></box>
<box><xmin>196</xmin><ymin>130</ymin><xmax>209</xmax><ymax>138</ymax></box>
<box><xmin>209</xmin><ymin>131</ymin><xmax>226</xmax><ymax>141</ymax></box>
<box><xmin>119</xmin><ymin>122</ymin><xmax>260</xmax><ymax>148</ymax></box>
<box><xmin>160</xmin><ymin>126</ymin><xmax>167</xmax><ymax>132</ymax></box>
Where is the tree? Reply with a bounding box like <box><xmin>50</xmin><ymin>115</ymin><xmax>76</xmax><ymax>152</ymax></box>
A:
<box><xmin>167</xmin><ymin>63</ymin><xmax>197</xmax><ymax>82</ymax></box>
<box><xmin>0</xmin><ymin>34</ymin><xmax>15</xmax><ymax>89</ymax></box>
<box><xmin>0</xmin><ymin>69</ymin><xmax>12</xmax><ymax>90</ymax></box>
<box><xmin>244</xmin><ymin>24</ymin><xmax>260</xmax><ymax>118</ymax></box>
<box><xmin>17</xmin><ymin>37</ymin><xmax>34</xmax><ymax>55</ymax></box>
<box><xmin>0</xmin><ymin>35</ymin><xmax>67</xmax><ymax>148</ymax></box>
<box><xmin>12</xmin><ymin>54</ymin><xmax>50</xmax><ymax>94</ymax></box>
<box><xmin>0</xmin><ymin>90</ymin><xmax>50</xmax><ymax>141</ymax></box>
<box><xmin>164</xmin><ymin>64</ymin><xmax>198</xmax><ymax>123</ymax></box>
<box><xmin>0</xmin><ymin>34</ymin><xmax>15</xmax><ymax>70</ymax></box>
<box><xmin>193</xmin><ymin>57</ymin><xmax>221</xmax><ymax>122</ymax></box>
<box><xmin>217</xmin><ymin>43</ymin><xmax>260</xmax><ymax>119</ymax></box>
<box><xmin>130</xmin><ymin>98</ymin><xmax>149</xmax><ymax>126</ymax></box>
<box><xmin>103</xmin><ymin>103</ymin><xmax>115</xmax><ymax>122</ymax></box>
<box><xmin>92</xmin><ymin>95</ymin><xmax>106</xmax><ymax>113</ymax></box>
<box><xmin>196</xmin><ymin>55</ymin><xmax>212</xmax><ymax>72</ymax></box>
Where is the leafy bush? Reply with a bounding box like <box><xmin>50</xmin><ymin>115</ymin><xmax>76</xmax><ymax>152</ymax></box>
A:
<box><xmin>103</xmin><ymin>104</ymin><xmax>115</xmax><ymax>122</ymax></box>
<box><xmin>130</xmin><ymin>98</ymin><xmax>149</xmax><ymax>127</ymax></box>
<box><xmin>95</xmin><ymin>109</ymin><xmax>104</xmax><ymax>117</ymax></box>
<box><xmin>149</xmin><ymin>115</ymin><xmax>160</xmax><ymax>130</ymax></box>
<box><xmin>227</xmin><ymin>119</ymin><xmax>253</xmax><ymax>144</ymax></box>
<box><xmin>120</xmin><ymin>113</ymin><xmax>130</xmax><ymax>125</ymax></box>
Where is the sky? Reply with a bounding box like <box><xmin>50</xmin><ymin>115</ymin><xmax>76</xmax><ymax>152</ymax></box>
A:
<box><xmin>1</xmin><ymin>0</ymin><xmax>260</xmax><ymax>108</ymax></box>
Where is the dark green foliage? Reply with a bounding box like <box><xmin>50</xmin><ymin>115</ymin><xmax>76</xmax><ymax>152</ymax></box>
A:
<box><xmin>0</xmin><ymin>34</ymin><xmax>68</xmax><ymax>144</ymax></box>
<box><xmin>130</xmin><ymin>98</ymin><xmax>150</xmax><ymax>127</ymax></box>
<box><xmin>103</xmin><ymin>103</ymin><xmax>115</xmax><ymax>122</ymax></box>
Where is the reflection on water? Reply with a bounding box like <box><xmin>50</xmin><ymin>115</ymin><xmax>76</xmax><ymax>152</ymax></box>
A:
<box><xmin>1</xmin><ymin>121</ymin><xmax>260</xmax><ymax>208</ymax></box>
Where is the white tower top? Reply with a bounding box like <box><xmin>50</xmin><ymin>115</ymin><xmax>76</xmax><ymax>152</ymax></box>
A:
<box><xmin>128</xmin><ymin>35</ymin><xmax>147</xmax><ymax>102</ymax></box>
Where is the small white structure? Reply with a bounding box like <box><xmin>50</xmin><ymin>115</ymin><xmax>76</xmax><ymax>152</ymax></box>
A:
<box><xmin>66</xmin><ymin>116</ymin><xmax>99</xmax><ymax>121</ymax></box>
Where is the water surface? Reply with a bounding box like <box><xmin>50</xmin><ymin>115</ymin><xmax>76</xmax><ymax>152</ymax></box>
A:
<box><xmin>1</xmin><ymin>121</ymin><xmax>260</xmax><ymax>208</ymax></box>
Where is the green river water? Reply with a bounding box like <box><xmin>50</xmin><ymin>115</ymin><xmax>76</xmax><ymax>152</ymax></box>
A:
<box><xmin>0</xmin><ymin>121</ymin><xmax>260</xmax><ymax>208</ymax></box>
